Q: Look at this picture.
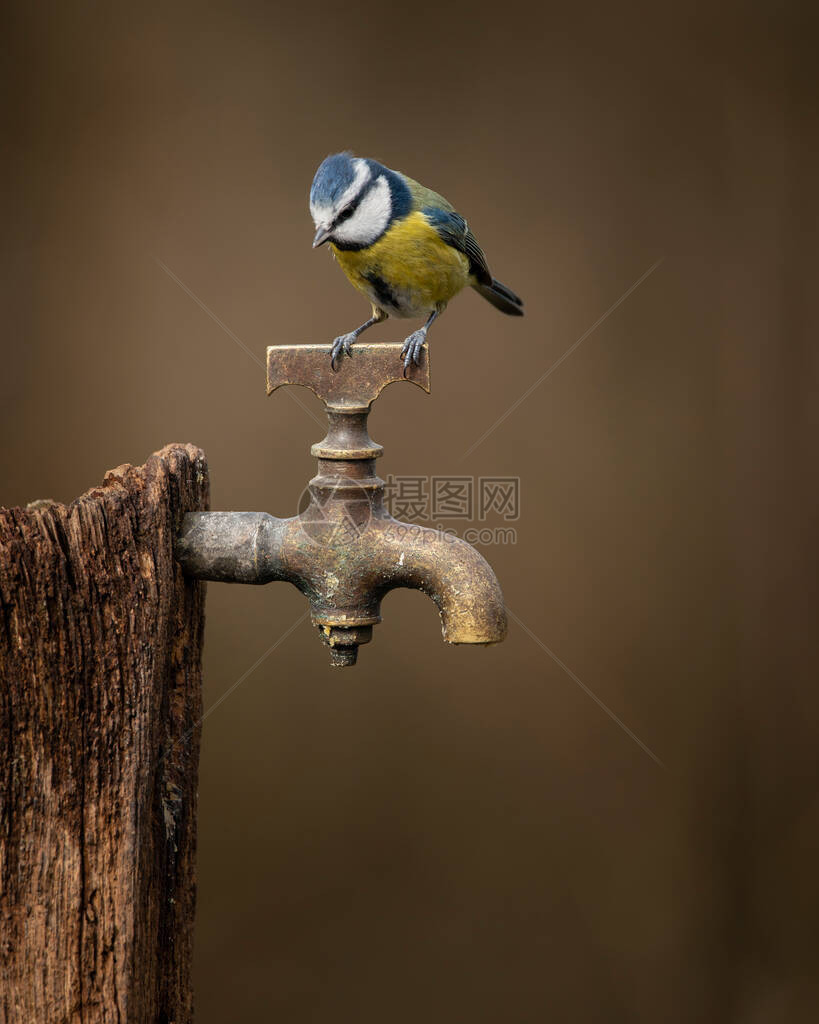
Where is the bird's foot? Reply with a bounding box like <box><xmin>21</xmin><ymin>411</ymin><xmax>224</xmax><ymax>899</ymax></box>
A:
<box><xmin>330</xmin><ymin>333</ymin><xmax>357</xmax><ymax>371</ymax></box>
<box><xmin>400</xmin><ymin>330</ymin><xmax>426</xmax><ymax>376</ymax></box>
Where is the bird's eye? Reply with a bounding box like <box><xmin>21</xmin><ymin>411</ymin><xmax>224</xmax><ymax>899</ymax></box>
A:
<box><xmin>335</xmin><ymin>205</ymin><xmax>355</xmax><ymax>225</ymax></box>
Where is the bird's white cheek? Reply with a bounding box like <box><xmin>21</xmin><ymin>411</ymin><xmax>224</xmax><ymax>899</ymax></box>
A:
<box><xmin>332</xmin><ymin>176</ymin><xmax>392</xmax><ymax>246</ymax></box>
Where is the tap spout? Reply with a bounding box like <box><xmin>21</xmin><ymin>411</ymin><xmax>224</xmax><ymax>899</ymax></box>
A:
<box><xmin>373</xmin><ymin>518</ymin><xmax>508</xmax><ymax>645</ymax></box>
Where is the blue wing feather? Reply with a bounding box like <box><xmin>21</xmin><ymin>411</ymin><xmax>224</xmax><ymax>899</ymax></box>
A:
<box><xmin>421</xmin><ymin>206</ymin><xmax>493</xmax><ymax>286</ymax></box>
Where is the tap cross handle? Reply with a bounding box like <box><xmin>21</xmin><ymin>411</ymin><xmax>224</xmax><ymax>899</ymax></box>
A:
<box><xmin>266</xmin><ymin>343</ymin><xmax>430</xmax><ymax>412</ymax></box>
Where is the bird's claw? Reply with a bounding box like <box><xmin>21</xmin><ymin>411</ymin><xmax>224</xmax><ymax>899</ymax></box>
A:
<box><xmin>400</xmin><ymin>330</ymin><xmax>426</xmax><ymax>377</ymax></box>
<box><xmin>330</xmin><ymin>333</ymin><xmax>356</xmax><ymax>371</ymax></box>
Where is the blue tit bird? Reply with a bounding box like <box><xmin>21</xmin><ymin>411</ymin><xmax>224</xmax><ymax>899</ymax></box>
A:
<box><xmin>309</xmin><ymin>152</ymin><xmax>523</xmax><ymax>372</ymax></box>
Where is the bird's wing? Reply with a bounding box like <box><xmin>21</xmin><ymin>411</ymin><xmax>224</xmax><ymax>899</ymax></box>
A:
<box><xmin>399</xmin><ymin>173</ymin><xmax>493</xmax><ymax>284</ymax></box>
<box><xmin>420</xmin><ymin>206</ymin><xmax>493</xmax><ymax>286</ymax></box>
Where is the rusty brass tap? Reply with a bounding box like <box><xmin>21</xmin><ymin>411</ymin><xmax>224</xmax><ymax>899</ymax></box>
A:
<box><xmin>175</xmin><ymin>343</ymin><xmax>507</xmax><ymax>666</ymax></box>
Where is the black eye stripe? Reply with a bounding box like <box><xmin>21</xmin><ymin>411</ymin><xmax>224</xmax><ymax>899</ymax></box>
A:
<box><xmin>330</xmin><ymin>175</ymin><xmax>378</xmax><ymax>230</ymax></box>
<box><xmin>331</xmin><ymin>197</ymin><xmax>361</xmax><ymax>229</ymax></box>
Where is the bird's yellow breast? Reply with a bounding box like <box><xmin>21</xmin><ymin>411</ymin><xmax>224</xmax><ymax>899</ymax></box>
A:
<box><xmin>330</xmin><ymin>211</ymin><xmax>471</xmax><ymax>319</ymax></box>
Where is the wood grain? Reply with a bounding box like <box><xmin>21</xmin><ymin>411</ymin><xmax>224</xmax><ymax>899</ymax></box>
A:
<box><xmin>0</xmin><ymin>444</ymin><xmax>209</xmax><ymax>1024</ymax></box>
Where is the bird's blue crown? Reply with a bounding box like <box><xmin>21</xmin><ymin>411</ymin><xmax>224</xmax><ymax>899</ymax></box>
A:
<box><xmin>310</xmin><ymin>152</ymin><xmax>359</xmax><ymax>208</ymax></box>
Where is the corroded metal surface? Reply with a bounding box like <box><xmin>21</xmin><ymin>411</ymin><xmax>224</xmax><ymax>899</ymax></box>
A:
<box><xmin>267</xmin><ymin>342</ymin><xmax>429</xmax><ymax>411</ymax></box>
<box><xmin>177</xmin><ymin>342</ymin><xmax>507</xmax><ymax>666</ymax></box>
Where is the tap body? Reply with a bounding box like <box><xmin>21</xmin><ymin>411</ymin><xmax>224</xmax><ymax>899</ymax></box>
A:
<box><xmin>175</xmin><ymin>343</ymin><xmax>507</xmax><ymax>666</ymax></box>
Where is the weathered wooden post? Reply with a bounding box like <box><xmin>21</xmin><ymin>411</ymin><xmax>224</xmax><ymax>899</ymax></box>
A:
<box><xmin>0</xmin><ymin>444</ymin><xmax>208</xmax><ymax>1023</ymax></box>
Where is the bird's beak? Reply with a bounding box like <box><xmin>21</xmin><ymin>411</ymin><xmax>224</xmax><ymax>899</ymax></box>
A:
<box><xmin>312</xmin><ymin>226</ymin><xmax>331</xmax><ymax>248</ymax></box>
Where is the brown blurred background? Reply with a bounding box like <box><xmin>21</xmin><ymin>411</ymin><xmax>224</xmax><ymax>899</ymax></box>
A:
<box><xmin>3</xmin><ymin>1</ymin><xmax>818</xmax><ymax>1019</ymax></box>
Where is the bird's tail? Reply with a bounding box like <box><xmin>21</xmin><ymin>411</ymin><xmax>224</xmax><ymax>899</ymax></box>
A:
<box><xmin>474</xmin><ymin>278</ymin><xmax>524</xmax><ymax>316</ymax></box>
